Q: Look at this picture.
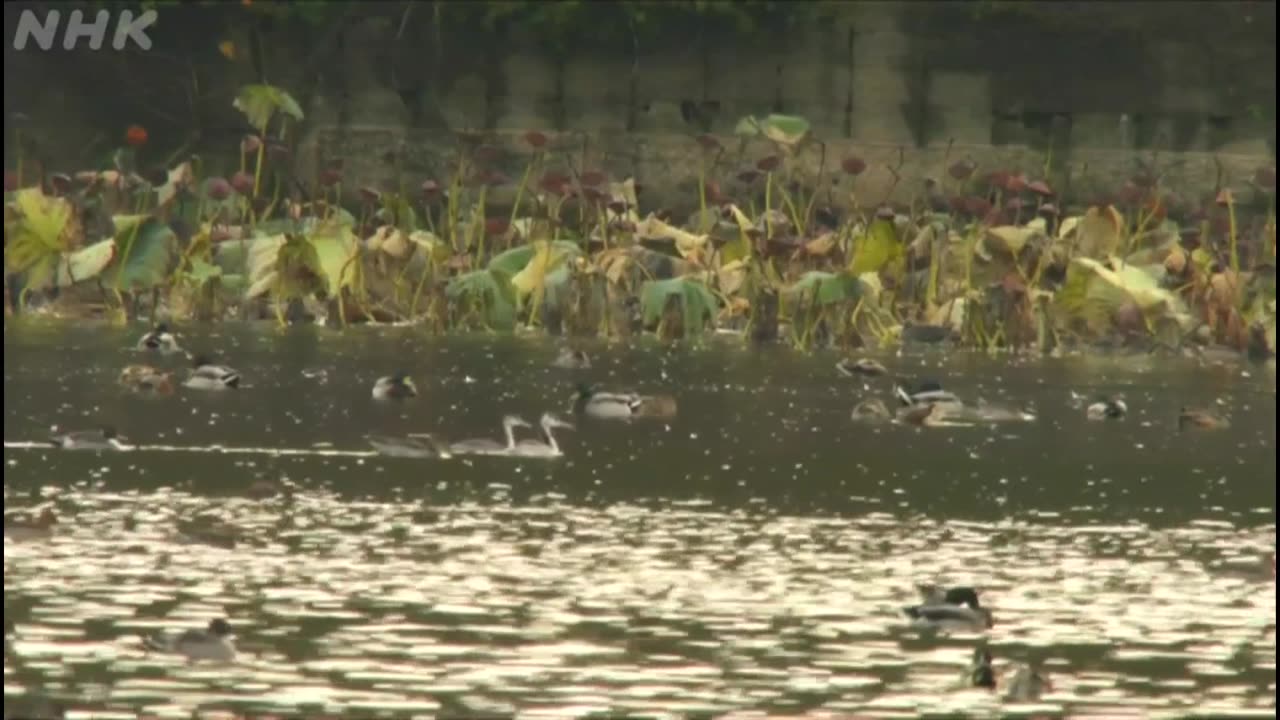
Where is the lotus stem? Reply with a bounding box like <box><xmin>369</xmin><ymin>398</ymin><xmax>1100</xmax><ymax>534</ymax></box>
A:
<box><xmin>112</xmin><ymin>218</ymin><xmax>144</xmax><ymax>293</ymax></box>
<box><xmin>251</xmin><ymin>122</ymin><xmax>268</xmax><ymax>199</ymax></box>
<box><xmin>764</xmin><ymin>172</ymin><xmax>773</xmax><ymax>239</ymax></box>
<box><xmin>697</xmin><ymin>158</ymin><xmax>708</xmax><ymax>232</ymax></box>
<box><xmin>1227</xmin><ymin>194</ymin><xmax>1239</xmax><ymax>277</ymax></box>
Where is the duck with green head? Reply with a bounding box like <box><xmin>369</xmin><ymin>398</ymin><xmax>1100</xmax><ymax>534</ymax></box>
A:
<box><xmin>184</xmin><ymin>355</ymin><xmax>241</xmax><ymax>391</ymax></box>
<box><xmin>371</xmin><ymin>372</ymin><xmax>418</xmax><ymax>401</ymax></box>
<box><xmin>573</xmin><ymin>383</ymin><xmax>643</xmax><ymax>420</ymax></box>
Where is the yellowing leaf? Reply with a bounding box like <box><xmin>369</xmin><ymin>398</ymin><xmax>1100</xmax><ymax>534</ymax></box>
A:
<box><xmin>1075</xmin><ymin>206</ymin><xmax>1124</xmax><ymax>258</ymax></box>
<box><xmin>636</xmin><ymin>213</ymin><xmax>709</xmax><ymax>259</ymax></box>
<box><xmin>848</xmin><ymin>218</ymin><xmax>902</xmax><ymax>276</ymax></box>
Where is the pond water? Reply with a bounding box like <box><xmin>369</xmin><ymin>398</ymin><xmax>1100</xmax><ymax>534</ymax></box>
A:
<box><xmin>4</xmin><ymin>322</ymin><xmax>1276</xmax><ymax>719</ymax></box>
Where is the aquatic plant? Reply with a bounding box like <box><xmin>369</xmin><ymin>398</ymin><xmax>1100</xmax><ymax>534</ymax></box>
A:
<box><xmin>4</xmin><ymin>85</ymin><xmax>1275</xmax><ymax>360</ymax></box>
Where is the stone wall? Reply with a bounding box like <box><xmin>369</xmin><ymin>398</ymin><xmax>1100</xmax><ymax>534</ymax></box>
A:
<box><xmin>4</xmin><ymin>0</ymin><xmax>1276</xmax><ymax>211</ymax></box>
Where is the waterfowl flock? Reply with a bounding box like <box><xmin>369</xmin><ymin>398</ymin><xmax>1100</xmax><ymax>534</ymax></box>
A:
<box><xmin>840</xmin><ymin>357</ymin><xmax>1232</xmax><ymax>430</ymax></box>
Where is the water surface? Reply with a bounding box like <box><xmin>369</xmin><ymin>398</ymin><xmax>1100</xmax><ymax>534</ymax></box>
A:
<box><xmin>5</xmin><ymin>322</ymin><xmax>1276</xmax><ymax>719</ymax></box>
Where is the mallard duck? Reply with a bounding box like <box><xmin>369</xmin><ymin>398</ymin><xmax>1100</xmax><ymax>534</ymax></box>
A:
<box><xmin>511</xmin><ymin>413</ymin><xmax>576</xmax><ymax>458</ymax></box>
<box><xmin>3</xmin><ymin>507</ymin><xmax>57</xmax><ymax>540</ymax></box>
<box><xmin>851</xmin><ymin>398</ymin><xmax>893</xmax><ymax>423</ymax></box>
<box><xmin>895</xmin><ymin>379</ymin><xmax>961</xmax><ymax>407</ymax></box>
<box><xmin>573</xmin><ymin>383</ymin><xmax>643</xmax><ymax>420</ymax></box>
<box><xmin>48</xmin><ymin>426</ymin><xmax>130</xmax><ymax>450</ymax></box>
<box><xmin>918</xmin><ymin>584</ymin><xmax>982</xmax><ymax>609</ymax></box>
<box><xmin>371</xmin><ymin>373</ymin><xmax>418</xmax><ymax>400</ymax></box>
<box><xmin>836</xmin><ymin>358</ymin><xmax>888</xmax><ymax>377</ymax></box>
<box><xmin>136</xmin><ymin>323</ymin><xmax>182</xmax><ymax>355</ymax></box>
<box><xmin>903</xmin><ymin>602</ymin><xmax>994</xmax><ymax>633</ymax></box>
<box><xmin>449</xmin><ymin>415</ymin><xmax>531</xmax><ymax>456</ymax></box>
<box><xmin>366</xmin><ymin>432</ymin><xmax>451</xmax><ymax>459</ymax></box>
<box><xmin>142</xmin><ymin>618</ymin><xmax>236</xmax><ymax>662</ymax></box>
<box><xmin>119</xmin><ymin>364</ymin><xmax>174</xmax><ymax>395</ymax></box>
<box><xmin>1178</xmin><ymin>406</ymin><xmax>1229</xmax><ymax>431</ymax></box>
<box><xmin>184</xmin><ymin>355</ymin><xmax>240</xmax><ymax>391</ymax></box>
<box><xmin>1086</xmin><ymin>396</ymin><xmax>1127</xmax><ymax>421</ymax></box>
<box><xmin>552</xmin><ymin>348</ymin><xmax>591</xmax><ymax>370</ymax></box>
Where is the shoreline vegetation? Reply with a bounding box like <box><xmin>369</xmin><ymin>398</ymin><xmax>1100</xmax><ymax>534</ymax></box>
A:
<box><xmin>4</xmin><ymin>82</ymin><xmax>1277</xmax><ymax>362</ymax></box>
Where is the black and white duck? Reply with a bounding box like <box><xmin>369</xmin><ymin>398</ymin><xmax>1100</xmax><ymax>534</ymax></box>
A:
<box><xmin>1086</xmin><ymin>396</ymin><xmax>1127</xmax><ymax>421</ymax></box>
<box><xmin>136</xmin><ymin>323</ymin><xmax>182</xmax><ymax>355</ymax></box>
<box><xmin>142</xmin><ymin>618</ymin><xmax>236</xmax><ymax>662</ymax></box>
<box><xmin>904</xmin><ymin>583</ymin><xmax>993</xmax><ymax>633</ymax></box>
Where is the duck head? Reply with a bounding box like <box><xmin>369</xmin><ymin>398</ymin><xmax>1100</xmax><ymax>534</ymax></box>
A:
<box><xmin>502</xmin><ymin>414</ymin><xmax>532</xmax><ymax>429</ymax></box>
<box><xmin>190</xmin><ymin>354</ymin><xmax>214</xmax><ymax>368</ymax></box>
<box><xmin>391</xmin><ymin>372</ymin><xmax>418</xmax><ymax>395</ymax></box>
<box><xmin>101</xmin><ymin>426</ymin><xmax>120</xmax><ymax>440</ymax></box>
<box><xmin>207</xmin><ymin>618</ymin><xmax>232</xmax><ymax>637</ymax></box>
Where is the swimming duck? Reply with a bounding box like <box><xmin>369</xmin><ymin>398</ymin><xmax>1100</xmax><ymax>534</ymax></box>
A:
<box><xmin>449</xmin><ymin>415</ymin><xmax>532</xmax><ymax>456</ymax></box>
<box><xmin>184</xmin><ymin>355</ymin><xmax>241</xmax><ymax>391</ymax></box>
<box><xmin>136</xmin><ymin>323</ymin><xmax>182</xmax><ymax>355</ymax></box>
<box><xmin>836</xmin><ymin>358</ymin><xmax>888</xmax><ymax>377</ymax></box>
<box><xmin>968</xmin><ymin>646</ymin><xmax>997</xmax><ymax>690</ymax></box>
<box><xmin>1003</xmin><ymin>661</ymin><xmax>1053</xmax><ymax>701</ymax></box>
<box><xmin>894</xmin><ymin>379</ymin><xmax>961</xmax><ymax>407</ymax></box>
<box><xmin>1086</xmin><ymin>396</ymin><xmax>1127</xmax><ymax>421</ymax></box>
<box><xmin>552</xmin><ymin>348</ymin><xmax>592</xmax><ymax>370</ymax></box>
<box><xmin>371</xmin><ymin>372</ymin><xmax>418</xmax><ymax>400</ymax></box>
<box><xmin>119</xmin><ymin>364</ymin><xmax>174</xmax><ymax>395</ymax></box>
<box><xmin>1178</xmin><ymin>406</ymin><xmax>1229</xmax><ymax>431</ymax></box>
<box><xmin>366</xmin><ymin>432</ymin><xmax>452</xmax><ymax>459</ymax></box>
<box><xmin>903</xmin><ymin>602</ymin><xmax>994</xmax><ymax>633</ymax></box>
<box><xmin>851</xmin><ymin>398</ymin><xmax>893</xmax><ymax>423</ymax></box>
<box><xmin>918</xmin><ymin>584</ymin><xmax>983</xmax><ymax>609</ymax></box>
<box><xmin>511</xmin><ymin>413</ymin><xmax>576</xmax><ymax>458</ymax></box>
<box><xmin>48</xmin><ymin>426</ymin><xmax>130</xmax><ymax>450</ymax></box>
<box><xmin>3</xmin><ymin>507</ymin><xmax>57</xmax><ymax>540</ymax></box>
<box><xmin>142</xmin><ymin>618</ymin><xmax>236</xmax><ymax>662</ymax></box>
<box><xmin>573</xmin><ymin>383</ymin><xmax>643</xmax><ymax>420</ymax></box>
<box><xmin>896</xmin><ymin>402</ymin><xmax>952</xmax><ymax>427</ymax></box>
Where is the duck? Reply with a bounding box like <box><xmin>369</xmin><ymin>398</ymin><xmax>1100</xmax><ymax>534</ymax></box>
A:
<box><xmin>371</xmin><ymin>372</ymin><xmax>418</xmax><ymax>400</ymax></box>
<box><xmin>449</xmin><ymin>415</ymin><xmax>531</xmax><ymax>456</ymax></box>
<box><xmin>511</xmin><ymin>413</ymin><xmax>576</xmax><ymax>458</ymax></box>
<box><xmin>1086</xmin><ymin>396</ymin><xmax>1127</xmax><ymax>421</ymax></box>
<box><xmin>119</xmin><ymin>364</ymin><xmax>174</xmax><ymax>395</ymax></box>
<box><xmin>573</xmin><ymin>383</ymin><xmax>643</xmax><ymax>420</ymax></box>
<box><xmin>968</xmin><ymin>646</ymin><xmax>997</xmax><ymax>690</ymax></box>
<box><xmin>366</xmin><ymin>433</ymin><xmax>452</xmax><ymax>459</ymax></box>
<box><xmin>851</xmin><ymin>398</ymin><xmax>893</xmax><ymax>423</ymax></box>
<box><xmin>1178</xmin><ymin>406</ymin><xmax>1229</xmax><ymax>431</ymax></box>
<box><xmin>142</xmin><ymin>618</ymin><xmax>236</xmax><ymax>662</ymax></box>
<box><xmin>917</xmin><ymin>584</ymin><xmax>983</xmax><ymax>609</ymax></box>
<box><xmin>903</xmin><ymin>601</ymin><xmax>994</xmax><ymax>633</ymax></box>
<box><xmin>836</xmin><ymin>358</ymin><xmax>888</xmax><ymax>377</ymax></box>
<box><xmin>48</xmin><ymin>426</ymin><xmax>130</xmax><ymax>450</ymax></box>
<box><xmin>136</xmin><ymin>323</ymin><xmax>182</xmax><ymax>355</ymax></box>
<box><xmin>3</xmin><ymin>507</ymin><xmax>57</xmax><ymax>540</ymax></box>
<box><xmin>183</xmin><ymin>355</ymin><xmax>241</xmax><ymax>391</ymax></box>
<box><xmin>552</xmin><ymin>348</ymin><xmax>592</xmax><ymax>370</ymax></box>
<box><xmin>894</xmin><ymin>379</ymin><xmax>961</xmax><ymax>407</ymax></box>
<box><xmin>1003</xmin><ymin>661</ymin><xmax>1053</xmax><ymax>701</ymax></box>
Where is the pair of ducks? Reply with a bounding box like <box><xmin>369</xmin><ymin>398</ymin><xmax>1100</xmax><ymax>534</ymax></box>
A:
<box><xmin>133</xmin><ymin>324</ymin><xmax>241</xmax><ymax>391</ymax></box>
<box><xmin>368</xmin><ymin>413</ymin><xmax>576</xmax><ymax>459</ymax></box>
<box><xmin>1078</xmin><ymin>393</ymin><xmax>1230</xmax><ymax>430</ymax></box>
<box><xmin>849</xmin><ymin>377</ymin><xmax>1035</xmax><ymax>427</ymax></box>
